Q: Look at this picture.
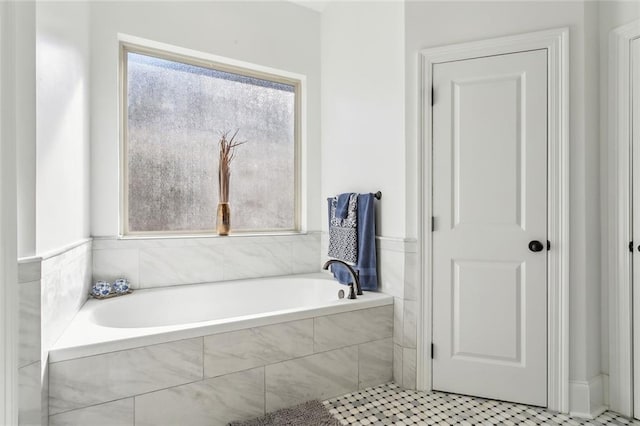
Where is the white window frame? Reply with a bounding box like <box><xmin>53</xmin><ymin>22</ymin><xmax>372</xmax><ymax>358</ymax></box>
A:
<box><xmin>118</xmin><ymin>35</ymin><xmax>304</xmax><ymax>237</ymax></box>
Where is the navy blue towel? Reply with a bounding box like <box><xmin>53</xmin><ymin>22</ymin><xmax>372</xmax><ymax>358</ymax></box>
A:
<box><xmin>326</xmin><ymin>193</ymin><xmax>378</xmax><ymax>291</ymax></box>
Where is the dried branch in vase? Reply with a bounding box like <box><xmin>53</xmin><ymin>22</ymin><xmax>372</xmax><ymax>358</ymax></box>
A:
<box><xmin>217</xmin><ymin>129</ymin><xmax>246</xmax><ymax>203</ymax></box>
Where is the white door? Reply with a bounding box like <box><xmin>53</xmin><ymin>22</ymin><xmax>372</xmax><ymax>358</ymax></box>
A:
<box><xmin>432</xmin><ymin>49</ymin><xmax>548</xmax><ymax>406</ymax></box>
<box><xmin>632</xmin><ymin>36</ymin><xmax>640</xmax><ymax>420</ymax></box>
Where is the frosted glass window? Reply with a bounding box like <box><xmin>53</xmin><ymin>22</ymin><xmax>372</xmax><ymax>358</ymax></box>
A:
<box><xmin>124</xmin><ymin>49</ymin><xmax>298</xmax><ymax>234</ymax></box>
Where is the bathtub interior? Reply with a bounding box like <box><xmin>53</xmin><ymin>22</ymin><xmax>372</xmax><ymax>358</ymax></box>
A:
<box><xmin>90</xmin><ymin>273</ymin><xmax>352</xmax><ymax>328</ymax></box>
<box><xmin>49</xmin><ymin>272</ymin><xmax>394</xmax><ymax>362</ymax></box>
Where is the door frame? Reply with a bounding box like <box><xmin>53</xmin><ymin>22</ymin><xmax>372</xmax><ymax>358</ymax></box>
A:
<box><xmin>418</xmin><ymin>28</ymin><xmax>570</xmax><ymax>413</ymax></box>
<box><xmin>608</xmin><ymin>19</ymin><xmax>640</xmax><ymax>418</ymax></box>
<box><xmin>0</xmin><ymin>1</ymin><xmax>19</xmax><ymax>424</ymax></box>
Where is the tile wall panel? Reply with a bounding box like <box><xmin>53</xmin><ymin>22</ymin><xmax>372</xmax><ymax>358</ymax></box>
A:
<box><xmin>265</xmin><ymin>346</ymin><xmax>359</xmax><ymax>412</ymax></box>
<box><xmin>358</xmin><ymin>338</ymin><xmax>394</xmax><ymax>389</ymax></box>
<box><xmin>313</xmin><ymin>306</ymin><xmax>393</xmax><ymax>352</ymax></box>
<box><xmin>49</xmin><ymin>399</ymin><xmax>133</xmax><ymax>426</ymax></box>
<box><xmin>135</xmin><ymin>368</ymin><xmax>264</xmax><ymax>426</ymax></box>
<box><xmin>49</xmin><ymin>338</ymin><xmax>203</xmax><ymax>415</ymax></box>
<box><xmin>93</xmin><ymin>233</ymin><xmax>321</xmax><ymax>289</ymax></box>
<box><xmin>204</xmin><ymin>319</ymin><xmax>313</xmax><ymax>378</ymax></box>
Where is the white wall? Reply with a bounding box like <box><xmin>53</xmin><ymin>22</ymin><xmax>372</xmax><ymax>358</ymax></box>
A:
<box><xmin>583</xmin><ymin>0</ymin><xmax>602</xmax><ymax>391</ymax></box>
<box><xmin>90</xmin><ymin>1</ymin><xmax>322</xmax><ymax>237</ymax></box>
<box><xmin>404</xmin><ymin>0</ymin><xmax>603</xmax><ymax>413</ymax></box>
<box><xmin>598</xmin><ymin>0</ymin><xmax>640</xmax><ymax>379</ymax></box>
<box><xmin>320</xmin><ymin>1</ymin><xmax>406</xmax><ymax>238</ymax></box>
<box><xmin>35</xmin><ymin>1</ymin><xmax>91</xmax><ymax>254</ymax></box>
<box><xmin>15</xmin><ymin>2</ymin><xmax>36</xmax><ymax>259</ymax></box>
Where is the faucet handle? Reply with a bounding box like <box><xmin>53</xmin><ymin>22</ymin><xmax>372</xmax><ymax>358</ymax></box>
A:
<box><xmin>354</xmin><ymin>269</ymin><xmax>363</xmax><ymax>296</ymax></box>
<box><xmin>348</xmin><ymin>285</ymin><xmax>357</xmax><ymax>300</ymax></box>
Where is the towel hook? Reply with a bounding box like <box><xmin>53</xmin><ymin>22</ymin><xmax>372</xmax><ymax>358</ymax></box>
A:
<box><xmin>374</xmin><ymin>191</ymin><xmax>382</xmax><ymax>200</ymax></box>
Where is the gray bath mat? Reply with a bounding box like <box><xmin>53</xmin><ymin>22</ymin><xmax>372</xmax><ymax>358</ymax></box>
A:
<box><xmin>228</xmin><ymin>400</ymin><xmax>339</xmax><ymax>426</ymax></box>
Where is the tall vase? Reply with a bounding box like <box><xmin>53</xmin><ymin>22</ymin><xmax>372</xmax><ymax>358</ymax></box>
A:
<box><xmin>217</xmin><ymin>202</ymin><xmax>231</xmax><ymax>236</ymax></box>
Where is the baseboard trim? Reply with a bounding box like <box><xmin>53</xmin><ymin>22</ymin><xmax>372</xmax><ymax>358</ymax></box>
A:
<box><xmin>569</xmin><ymin>374</ymin><xmax>608</xmax><ymax>419</ymax></box>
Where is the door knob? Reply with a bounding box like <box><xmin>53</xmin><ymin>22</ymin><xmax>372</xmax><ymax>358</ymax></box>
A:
<box><xmin>529</xmin><ymin>240</ymin><xmax>544</xmax><ymax>252</ymax></box>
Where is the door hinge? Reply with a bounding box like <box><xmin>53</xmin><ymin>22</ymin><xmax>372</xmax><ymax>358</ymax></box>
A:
<box><xmin>547</xmin><ymin>240</ymin><xmax>551</xmax><ymax>251</ymax></box>
<box><xmin>431</xmin><ymin>216</ymin><xmax>435</xmax><ymax>232</ymax></box>
<box><xmin>431</xmin><ymin>343</ymin><xmax>435</xmax><ymax>359</ymax></box>
<box><xmin>431</xmin><ymin>86</ymin><xmax>435</xmax><ymax>106</ymax></box>
<box><xmin>630</xmin><ymin>241</ymin><xmax>634</xmax><ymax>253</ymax></box>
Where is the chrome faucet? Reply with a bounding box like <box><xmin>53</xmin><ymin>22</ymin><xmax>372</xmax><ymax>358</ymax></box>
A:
<box><xmin>322</xmin><ymin>259</ymin><xmax>363</xmax><ymax>299</ymax></box>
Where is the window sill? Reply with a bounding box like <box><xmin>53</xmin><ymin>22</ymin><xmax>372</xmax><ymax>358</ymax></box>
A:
<box><xmin>114</xmin><ymin>230</ymin><xmax>309</xmax><ymax>241</ymax></box>
<box><xmin>92</xmin><ymin>232</ymin><xmax>320</xmax><ymax>252</ymax></box>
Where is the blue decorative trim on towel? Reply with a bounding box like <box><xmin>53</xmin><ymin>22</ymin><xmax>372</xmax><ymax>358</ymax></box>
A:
<box><xmin>328</xmin><ymin>194</ymin><xmax>358</xmax><ymax>264</ymax></box>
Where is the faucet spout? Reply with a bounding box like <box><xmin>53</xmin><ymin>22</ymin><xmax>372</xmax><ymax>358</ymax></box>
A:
<box><xmin>322</xmin><ymin>259</ymin><xmax>362</xmax><ymax>299</ymax></box>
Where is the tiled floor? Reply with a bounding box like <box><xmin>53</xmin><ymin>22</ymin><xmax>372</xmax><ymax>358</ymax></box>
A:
<box><xmin>324</xmin><ymin>383</ymin><xmax>640</xmax><ymax>425</ymax></box>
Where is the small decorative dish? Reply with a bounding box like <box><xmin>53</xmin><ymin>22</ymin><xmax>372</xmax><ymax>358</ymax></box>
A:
<box><xmin>90</xmin><ymin>279</ymin><xmax>133</xmax><ymax>300</ymax></box>
<box><xmin>90</xmin><ymin>289</ymin><xmax>134</xmax><ymax>300</ymax></box>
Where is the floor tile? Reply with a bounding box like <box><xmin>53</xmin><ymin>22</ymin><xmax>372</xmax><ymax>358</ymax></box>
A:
<box><xmin>324</xmin><ymin>383</ymin><xmax>640</xmax><ymax>425</ymax></box>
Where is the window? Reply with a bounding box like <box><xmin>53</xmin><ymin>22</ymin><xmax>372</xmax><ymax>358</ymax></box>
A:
<box><xmin>121</xmin><ymin>43</ymin><xmax>300</xmax><ymax>235</ymax></box>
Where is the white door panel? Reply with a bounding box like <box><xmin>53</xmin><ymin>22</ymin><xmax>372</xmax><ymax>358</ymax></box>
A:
<box><xmin>432</xmin><ymin>49</ymin><xmax>548</xmax><ymax>406</ymax></box>
<box><xmin>632</xmin><ymin>37</ymin><xmax>640</xmax><ymax>420</ymax></box>
<box><xmin>452</xmin><ymin>260</ymin><xmax>524</xmax><ymax>363</ymax></box>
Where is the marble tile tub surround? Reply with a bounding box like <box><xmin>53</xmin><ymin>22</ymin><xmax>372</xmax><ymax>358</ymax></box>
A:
<box><xmin>17</xmin><ymin>241</ymin><xmax>92</xmax><ymax>425</ymax></box>
<box><xmin>49</xmin><ymin>338</ymin><xmax>204</xmax><ymax>414</ymax></box>
<box><xmin>321</xmin><ymin>233</ymin><xmax>419</xmax><ymax>389</ymax></box>
<box><xmin>92</xmin><ymin>232</ymin><xmax>321</xmax><ymax>288</ymax></box>
<box><xmin>19</xmin><ymin>361</ymin><xmax>42</xmax><ymax>426</ymax></box>
<box><xmin>18</xmin><ymin>258</ymin><xmax>41</xmax><ymax>369</ymax></box>
<box><xmin>41</xmin><ymin>239</ymin><xmax>93</xmax><ymax>354</ymax></box>
<box><xmin>377</xmin><ymin>237</ymin><xmax>418</xmax><ymax>390</ymax></box>
<box><xmin>48</xmin><ymin>305</ymin><xmax>393</xmax><ymax>426</ymax></box>
<box><xmin>18</xmin><ymin>258</ymin><xmax>42</xmax><ymax>426</ymax></box>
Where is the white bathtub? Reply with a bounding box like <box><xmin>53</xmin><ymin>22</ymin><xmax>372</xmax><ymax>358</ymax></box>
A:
<box><xmin>50</xmin><ymin>272</ymin><xmax>393</xmax><ymax>362</ymax></box>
